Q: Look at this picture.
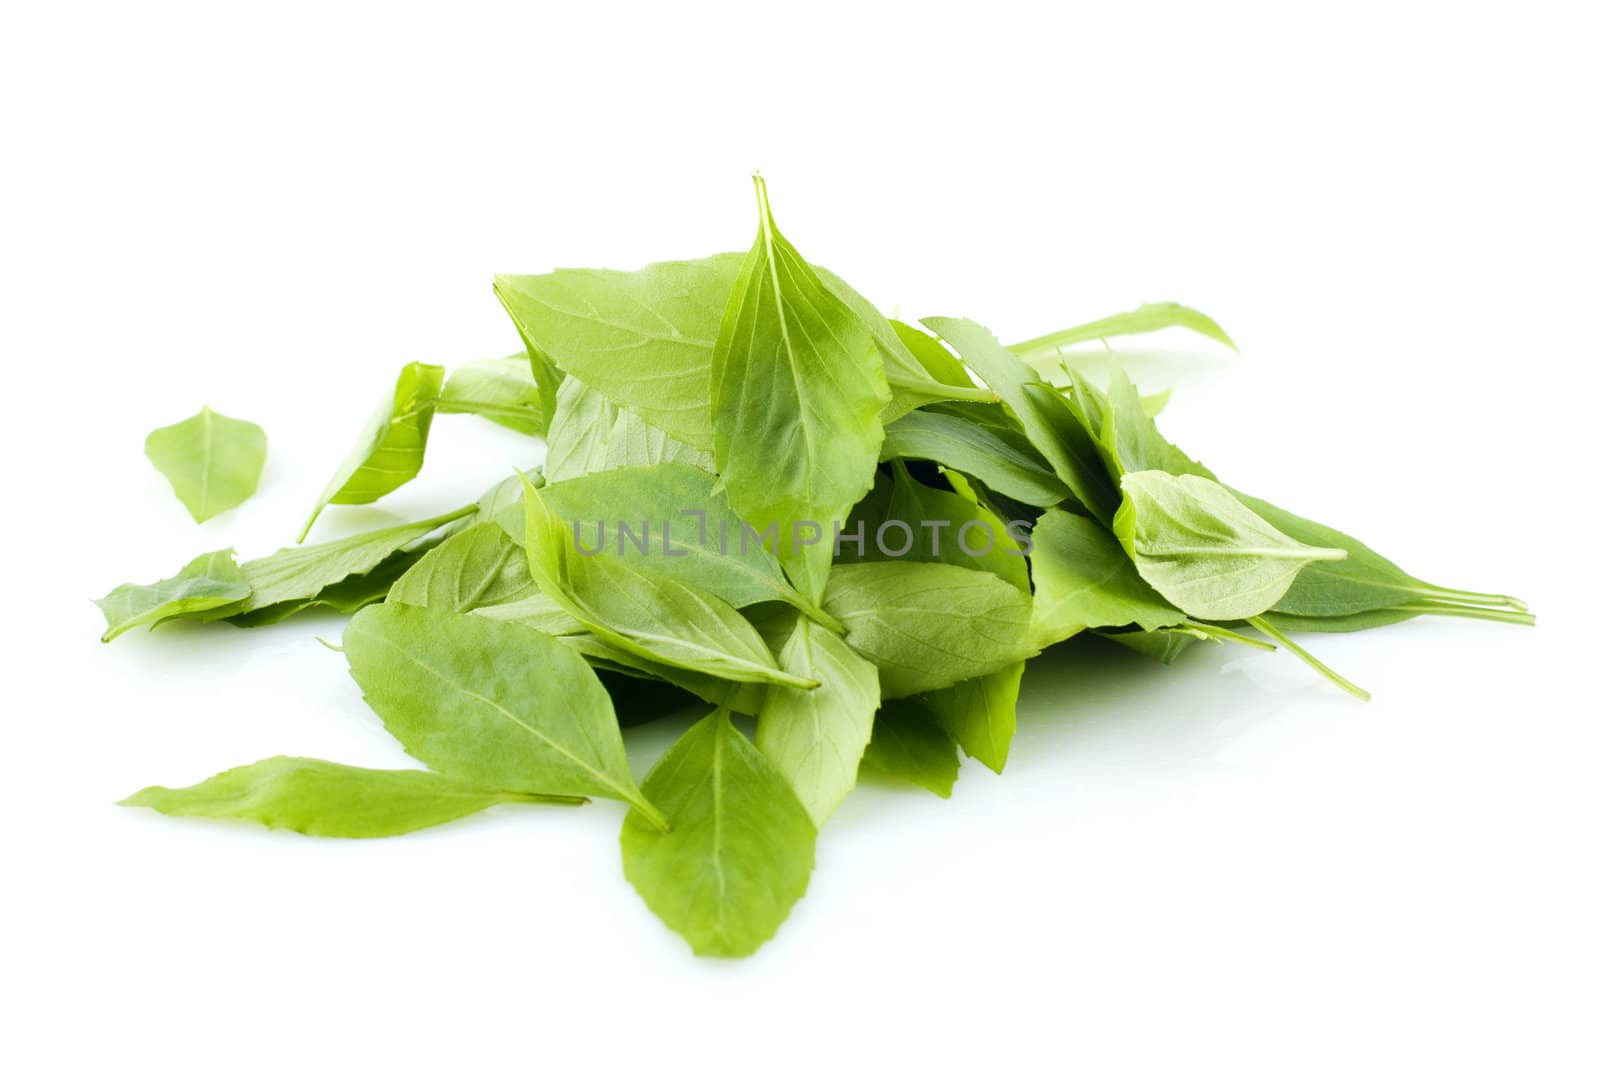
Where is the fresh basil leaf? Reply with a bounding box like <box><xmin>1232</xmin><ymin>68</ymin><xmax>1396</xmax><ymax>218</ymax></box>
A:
<box><xmin>238</xmin><ymin>506</ymin><xmax>473</xmax><ymax>615</ymax></box>
<box><xmin>847</xmin><ymin>461</ymin><xmax>1030</xmax><ymax>592</ymax></box>
<box><xmin>1231</xmin><ymin>489</ymin><xmax>1529</xmax><ymax>623</ymax></box>
<box><xmin>301</xmin><ymin>361</ymin><xmax>446</xmax><ymax>541</ymax></box>
<box><xmin>540</xmin><ymin>462</ymin><xmax>828</xmax><ymax>623</ymax></box>
<box><xmin>523</xmin><ymin>480</ymin><xmax>817</xmax><ymax>689</ymax></box>
<box><xmin>1009</xmin><ymin>302</ymin><xmax>1237</xmax><ymax>359</ymax></box>
<box><xmin>924</xmin><ymin>317</ymin><xmax>1119</xmax><ymax>523</ymax></box>
<box><xmin>435</xmin><ymin>355</ymin><xmax>545</xmax><ymax>436</ymax></box>
<box><xmin>1030</xmin><ymin>509</ymin><xmax>1184</xmax><ymax>645</ymax></box>
<box><xmin>814</xmin><ymin>268</ymin><xmax>995</xmax><ymax>419</ymax></box>
<box><xmin>880</xmin><ymin>409</ymin><xmax>1069</xmax><ymax>508</ymax></box>
<box><xmin>821</xmin><ymin>561</ymin><xmax>1036</xmax><ymax>698</ymax></box>
<box><xmin>119</xmin><ymin>756</ymin><xmax>583</xmax><ymax>837</ymax></box>
<box><xmin>712</xmin><ymin>176</ymin><xmax>890</xmax><ymax>602</ymax></box>
<box><xmin>755</xmin><ymin>616</ymin><xmax>881</xmax><ymax>824</ymax></box>
<box><xmin>1095</xmin><ymin>364</ymin><xmax>1211</xmax><ymax>479</ymax></box>
<box><xmin>544</xmin><ymin>377</ymin><xmax>712</xmax><ymax>483</ymax></box>
<box><xmin>344</xmin><ymin>603</ymin><xmax>667</xmax><ymax>826</ymax></box>
<box><xmin>386</xmin><ymin>522</ymin><xmax>534</xmax><ymax>612</ymax></box>
<box><xmin>861</xmin><ymin>700</ymin><xmax>960</xmax><ymax>798</ymax></box>
<box><xmin>1101</xmin><ymin>628</ymin><xmax>1205</xmax><ymax>664</ymax></box>
<box><xmin>920</xmin><ymin>660</ymin><xmax>1025</xmax><ymax>774</ymax></box>
<box><xmin>1114</xmin><ymin>472</ymin><xmax>1346</xmax><ymax>620</ymax></box>
<box><xmin>94</xmin><ymin>549</ymin><xmax>252</xmax><ymax>641</ymax></box>
<box><xmin>495</xmin><ymin>255</ymin><xmax>741</xmax><ymax>451</ymax></box>
<box><xmin>144</xmin><ymin>407</ymin><xmax>268</xmax><ymax>523</ymax></box>
<box><xmin>620</xmin><ymin>708</ymin><xmax>816</xmax><ymax>957</ymax></box>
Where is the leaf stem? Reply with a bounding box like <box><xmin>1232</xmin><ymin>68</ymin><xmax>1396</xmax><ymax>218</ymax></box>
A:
<box><xmin>1179</xmin><ymin>621</ymin><xmax>1277</xmax><ymax>651</ymax></box>
<box><xmin>1248</xmin><ymin>615</ymin><xmax>1371</xmax><ymax>702</ymax></box>
<box><xmin>1414</xmin><ymin>583</ymin><xmax>1529</xmax><ymax>612</ymax></box>
<box><xmin>1412</xmin><ymin>601</ymin><xmax>1537</xmax><ymax>626</ymax></box>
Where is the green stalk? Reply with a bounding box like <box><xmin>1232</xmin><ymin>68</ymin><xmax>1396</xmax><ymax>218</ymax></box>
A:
<box><xmin>1249</xmin><ymin>615</ymin><xmax>1371</xmax><ymax>702</ymax></box>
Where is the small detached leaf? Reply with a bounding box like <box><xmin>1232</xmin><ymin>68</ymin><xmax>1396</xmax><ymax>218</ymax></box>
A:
<box><xmin>144</xmin><ymin>407</ymin><xmax>267</xmax><ymax>523</ymax></box>
<box><xmin>94</xmin><ymin>549</ymin><xmax>251</xmax><ymax>641</ymax></box>
<box><xmin>621</xmin><ymin>709</ymin><xmax>817</xmax><ymax>958</ymax></box>
<box><xmin>1114</xmin><ymin>471</ymin><xmax>1346</xmax><ymax>620</ymax></box>
<box><xmin>119</xmin><ymin>757</ymin><xmax>584</xmax><ymax>838</ymax></box>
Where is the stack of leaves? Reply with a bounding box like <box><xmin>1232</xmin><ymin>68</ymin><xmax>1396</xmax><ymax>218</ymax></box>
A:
<box><xmin>98</xmin><ymin>177</ymin><xmax>1532</xmax><ymax>957</ymax></box>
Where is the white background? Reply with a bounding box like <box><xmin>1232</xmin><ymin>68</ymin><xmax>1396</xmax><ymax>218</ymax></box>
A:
<box><xmin>3</xmin><ymin>2</ymin><xmax>1595</xmax><ymax>1064</ymax></box>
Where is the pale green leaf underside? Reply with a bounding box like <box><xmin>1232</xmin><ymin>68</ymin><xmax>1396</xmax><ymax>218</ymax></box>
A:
<box><xmin>436</xmin><ymin>354</ymin><xmax>544</xmax><ymax>436</ymax></box>
<box><xmin>144</xmin><ymin>406</ymin><xmax>267</xmax><ymax>523</ymax></box>
<box><xmin>1114</xmin><ymin>471</ymin><xmax>1346</xmax><ymax>620</ymax></box>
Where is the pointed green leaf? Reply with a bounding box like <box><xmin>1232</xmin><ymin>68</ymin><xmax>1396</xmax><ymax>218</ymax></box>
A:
<box><xmin>921</xmin><ymin>660</ymin><xmax>1025</xmax><ymax>774</ymax></box>
<box><xmin>712</xmin><ymin>176</ymin><xmax>890</xmax><ymax>602</ymax></box>
<box><xmin>94</xmin><ymin>549</ymin><xmax>251</xmax><ymax>641</ymax></box>
<box><xmin>861</xmin><ymin>700</ymin><xmax>960</xmax><ymax>798</ymax></box>
<box><xmin>880</xmin><ymin>409</ymin><xmax>1069</xmax><ymax>508</ymax></box>
<box><xmin>144</xmin><ymin>407</ymin><xmax>267</xmax><ymax>523</ymax></box>
<box><xmin>1009</xmin><ymin>301</ymin><xmax>1237</xmax><ymax>358</ymax></box>
<box><xmin>343</xmin><ymin>603</ymin><xmax>664</xmax><ymax>824</ymax></box>
<box><xmin>924</xmin><ymin>317</ymin><xmax>1119</xmax><ymax>523</ymax></box>
<box><xmin>1030</xmin><ymin>509</ymin><xmax>1185</xmax><ymax>645</ymax></box>
<box><xmin>119</xmin><ymin>757</ymin><xmax>583</xmax><ymax>838</ymax></box>
<box><xmin>621</xmin><ymin>709</ymin><xmax>816</xmax><ymax>957</ymax></box>
<box><xmin>301</xmin><ymin>361</ymin><xmax>445</xmax><ymax>540</ymax></box>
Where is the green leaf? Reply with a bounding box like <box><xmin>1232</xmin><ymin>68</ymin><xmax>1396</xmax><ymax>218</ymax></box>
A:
<box><xmin>821</xmin><ymin>561</ymin><xmax>1036</xmax><ymax>698</ymax></box>
<box><xmin>846</xmin><ymin>462</ymin><xmax>1030</xmax><ymax>591</ymax></box>
<box><xmin>435</xmin><ymin>355</ymin><xmax>545</xmax><ymax>436</ymax></box>
<box><xmin>1009</xmin><ymin>301</ymin><xmax>1237</xmax><ymax>359</ymax></box>
<box><xmin>343</xmin><ymin>603</ymin><xmax>666</xmax><ymax>826</ymax></box>
<box><xmin>879</xmin><ymin>409</ymin><xmax>1069</xmax><ymax>508</ymax></box>
<box><xmin>540</xmin><ymin>462</ymin><xmax>827</xmax><ymax>622</ymax></box>
<box><xmin>861</xmin><ymin>700</ymin><xmax>959</xmax><ymax>798</ymax></box>
<box><xmin>755</xmin><ymin>616</ymin><xmax>881</xmax><ymax>824</ymax></box>
<box><xmin>94</xmin><ymin>549</ymin><xmax>252</xmax><ymax>641</ymax></box>
<box><xmin>523</xmin><ymin>481</ymin><xmax>817</xmax><ymax>689</ymax></box>
<box><xmin>1101</xmin><ymin>628</ymin><xmax>1205</xmax><ymax>664</ymax></box>
<box><xmin>544</xmin><ymin>377</ymin><xmax>712</xmax><ymax>483</ymax></box>
<box><xmin>144</xmin><ymin>407</ymin><xmax>267</xmax><ymax>523</ymax></box>
<box><xmin>924</xmin><ymin>317</ymin><xmax>1119</xmax><ymax>523</ymax></box>
<box><xmin>238</xmin><ymin>506</ymin><xmax>473</xmax><ymax>615</ymax></box>
<box><xmin>1094</xmin><ymin>364</ymin><xmax>1211</xmax><ymax>479</ymax></box>
<box><xmin>711</xmin><ymin>176</ymin><xmax>890</xmax><ymax>602</ymax></box>
<box><xmin>1114</xmin><ymin>472</ymin><xmax>1346</xmax><ymax>620</ymax></box>
<box><xmin>301</xmin><ymin>361</ymin><xmax>446</xmax><ymax>541</ymax></box>
<box><xmin>1030</xmin><ymin>509</ymin><xmax>1184</xmax><ymax>645</ymax></box>
<box><xmin>920</xmin><ymin>660</ymin><xmax>1025</xmax><ymax>774</ymax></box>
<box><xmin>814</xmin><ymin>269</ymin><xmax>996</xmax><ymax>419</ymax></box>
<box><xmin>386</xmin><ymin>522</ymin><xmax>534</xmax><ymax>612</ymax></box>
<box><xmin>119</xmin><ymin>757</ymin><xmax>583</xmax><ymax>838</ymax></box>
<box><xmin>495</xmin><ymin>254</ymin><xmax>742</xmax><ymax>451</ymax></box>
<box><xmin>1231</xmin><ymin>488</ymin><xmax>1530</xmax><ymax>623</ymax></box>
<box><xmin>620</xmin><ymin>708</ymin><xmax>816</xmax><ymax>958</ymax></box>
